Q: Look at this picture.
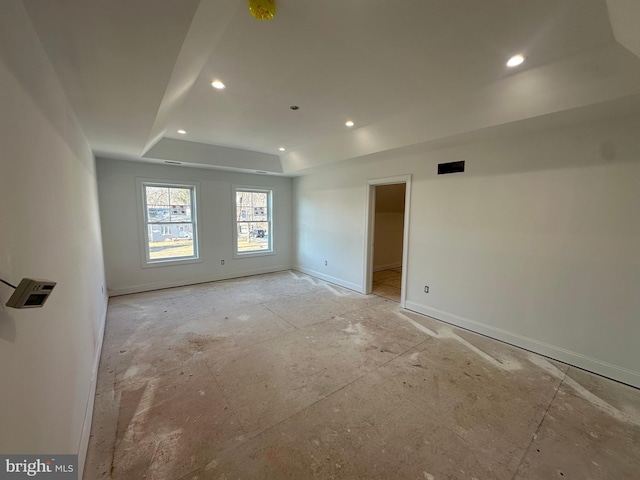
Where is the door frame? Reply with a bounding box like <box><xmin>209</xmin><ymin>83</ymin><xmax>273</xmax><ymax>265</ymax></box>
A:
<box><xmin>363</xmin><ymin>175</ymin><xmax>412</xmax><ymax>307</ymax></box>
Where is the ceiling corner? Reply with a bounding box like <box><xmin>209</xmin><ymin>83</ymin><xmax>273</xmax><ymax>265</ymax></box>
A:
<box><xmin>606</xmin><ymin>0</ymin><xmax>640</xmax><ymax>59</ymax></box>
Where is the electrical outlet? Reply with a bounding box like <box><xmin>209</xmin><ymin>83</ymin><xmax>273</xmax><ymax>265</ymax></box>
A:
<box><xmin>325</xmin><ymin>260</ymin><xmax>328</xmax><ymax>266</ymax></box>
<box><xmin>424</xmin><ymin>286</ymin><xmax>429</xmax><ymax>293</ymax></box>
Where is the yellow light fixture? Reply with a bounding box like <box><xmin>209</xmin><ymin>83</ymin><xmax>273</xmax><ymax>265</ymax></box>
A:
<box><xmin>248</xmin><ymin>0</ymin><xmax>275</xmax><ymax>20</ymax></box>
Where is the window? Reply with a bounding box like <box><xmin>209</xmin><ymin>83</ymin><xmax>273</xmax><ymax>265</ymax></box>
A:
<box><xmin>234</xmin><ymin>187</ymin><xmax>273</xmax><ymax>256</ymax></box>
<box><xmin>140</xmin><ymin>181</ymin><xmax>198</xmax><ymax>264</ymax></box>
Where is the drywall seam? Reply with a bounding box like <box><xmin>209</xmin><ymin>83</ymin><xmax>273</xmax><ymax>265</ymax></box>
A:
<box><xmin>108</xmin><ymin>265</ymin><xmax>292</xmax><ymax>296</ymax></box>
<box><xmin>77</xmin><ymin>299</ymin><xmax>107</xmax><ymax>479</ymax></box>
<box><xmin>405</xmin><ymin>301</ymin><xmax>640</xmax><ymax>389</ymax></box>
<box><xmin>292</xmin><ymin>266</ymin><xmax>363</xmax><ymax>294</ymax></box>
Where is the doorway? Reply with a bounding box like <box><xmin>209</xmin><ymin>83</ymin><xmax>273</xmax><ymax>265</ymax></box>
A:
<box><xmin>364</xmin><ymin>175</ymin><xmax>411</xmax><ymax>307</ymax></box>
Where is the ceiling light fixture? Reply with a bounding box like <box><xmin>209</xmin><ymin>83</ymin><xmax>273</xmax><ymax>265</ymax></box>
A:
<box><xmin>345</xmin><ymin>121</ymin><xmax>355</xmax><ymax>127</ymax></box>
<box><xmin>177</xmin><ymin>129</ymin><xmax>187</xmax><ymax>135</ymax></box>
<box><xmin>248</xmin><ymin>0</ymin><xmax>275</xmax><ymax>20</ymax></box>
<box><xmin>211</xmin><ymin>80</ymin><xmax>226</xmax><ymax>89</ymax></box>
<box><xmin>506</xmin><ymin>54</ymin><xmax>525</xmax><ymax>67</ymax></box>
<box><xmin>279</xmin><ymin>147</ymin><xmax>286</xmax><ymax>152</ymax></box>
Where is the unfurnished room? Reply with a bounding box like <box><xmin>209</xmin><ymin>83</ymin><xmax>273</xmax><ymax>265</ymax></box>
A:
<box><xmin>1</xmin><ymin>1</ymin><xmax>640</xmax><ymax>479</ymax></box>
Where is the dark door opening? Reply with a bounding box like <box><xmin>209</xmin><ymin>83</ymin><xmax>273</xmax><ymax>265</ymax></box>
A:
<box><xmin>371</xmin><ymin>183</ymin><xmax>406</xmax><ymax>302</ymax></box>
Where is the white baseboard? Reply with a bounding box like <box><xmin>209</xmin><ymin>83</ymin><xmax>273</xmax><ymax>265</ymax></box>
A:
<box><xmin>108</xmin><ymin>265</ymin><xmax>293</xmax><ymax>296</ymax></box>
<box><xmin>78</xmin><ymin>294</ymin><xmax>108</xmax><ymax>479</ymax></box>
<box><xmin>373</xmin><ymin>262</ymin><xmax>402</xmax><ymax>273</ymax></box>
<box><xmin>293</xmin><ymin>265</ymin><xmax>363</xmax><ymax>293</ymax></box>
<box><xmin>405</xmin><ymin>301</ymin><xmax>640</xmax><ymax>389</ymax></box>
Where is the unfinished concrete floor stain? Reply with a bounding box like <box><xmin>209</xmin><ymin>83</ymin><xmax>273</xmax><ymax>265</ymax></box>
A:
<box><xmin>85</xmin><ymin>271</ymin><xmax>640</xmax><ymax>479</ymax></box>
<box><xmin>395</xmin><ymin>311</ymin><xmax>523</xmax><ymax>372</ymax></box>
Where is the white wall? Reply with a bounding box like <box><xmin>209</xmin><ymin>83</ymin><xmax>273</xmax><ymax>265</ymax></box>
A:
<box><xmin>293</xmin><ymin>115</ymin><xmax>640</xmax><ymax>388</ymax></box>
<box><xmin>97</xmin><ymin>159</ymin><xmax>293</xmax><ymax>295</ymax></box>
<box><xmin>0</xmin><ymin>0</ymin><xmax>107</xmax><ymax>473</ymax></box>
<box><xmin>373</xmin><ymin>212</ymin><xmax>404</xmax><ymax>271</ymax></box>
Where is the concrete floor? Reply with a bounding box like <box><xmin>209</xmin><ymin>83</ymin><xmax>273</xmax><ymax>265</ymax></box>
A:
<box><xmin>85</xmin><ymin>270</ymin><xmax>640</xmax><ymax>479</ymax></box>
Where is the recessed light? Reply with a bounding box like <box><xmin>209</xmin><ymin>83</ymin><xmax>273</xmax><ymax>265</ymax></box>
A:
<box><xmin>211</xmin><ymin>80</ymin><xmax>226</xmax><ymax>89</ymax></box>
<box><xmin>345</xmin><ymin>120</ymin><xmax>355</xmax><ymax>127</ymax></box>
<box><xmin>506</xmin><ymin>54</ymin><xmax>525</xmax><ymax>67</ymax></box>
<box><xmin>177</xmin><ymin>129</ymin><xmax>187</xmax><ymax>135</ymax></box>
<box><xmin>279</xmin><ymin>147</ymin><xmax>286</xmax><ymax>152</ymax></box>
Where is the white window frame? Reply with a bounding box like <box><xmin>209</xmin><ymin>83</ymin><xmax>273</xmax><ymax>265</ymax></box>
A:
<box><xmin>136</xmin><ymin>178</ymin><xmax>201</xmax><ymax>267</ymax></box>
<box><xmin>233</xmin><ymin>186</ymin><xmax>274</xmax><ymax>258</ymax></box>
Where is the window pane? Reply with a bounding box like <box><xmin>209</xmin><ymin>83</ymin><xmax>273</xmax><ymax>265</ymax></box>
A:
<box><xmin>168</xmin><ymin>203</ymin><xmax>192</xmax><ymax>223</ymax></box>
<box><xmin>147</xmin><ymin>206</ymin><xmax>170</xmax><ymax>222</ymax></box>
<box><xmin>142</xmin><ymin>182</ymin><xmax>198</xmax><ymax>264</ymax></box>
<box><xmin>237</xmin><ymin>221</ymin><xmax>269</xmax><ymax>252</ymax></box>
<box><xmin>146</xmin><ymin>186</ymin><xmax>169</xmax><ymax>205</ymax></box>
<box><xmin>235</xmin><ymin>189</ymin><xmax>271</xmax><ymax>255</ymax></box>
<box><xmin>146</xmin><ymin>186</ymin><xmax>193</xmax><ymax>223</ymax></box>
<box><xmin>146</xmin><ymin>186</ymin><xmax>170</xmax><ymax>222</ymax></box>
<box><xmin>147</xmin><ymin>223</ymin><xmax>194</xmax><ymax>260</ymax></box>
<box><xmin>169</xmin><ymin>188</ymin><xmax>192</xmax><ymax>222</ymax></box>
<box><xmin>236</xmin><ymin>192</ymin><xmax>267</xmax><ymax>221</ymax></box>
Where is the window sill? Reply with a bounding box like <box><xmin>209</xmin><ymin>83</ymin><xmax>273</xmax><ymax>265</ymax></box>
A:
<box><xmin>234</xmin><ymin>250</ymin><xmax>276</xmax><ymax>259</ymax></box>
<box><xmin>141</xmin><ymin>257</ymin><xmax>203</xmax><ymax>269</ymax></box>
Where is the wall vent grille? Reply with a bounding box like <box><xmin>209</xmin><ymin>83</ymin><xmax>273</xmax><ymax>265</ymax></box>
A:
<box><xmin>438</xmin><ymin>160</ymin><xmax>465</xmax><ymax>175</ymax></box>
